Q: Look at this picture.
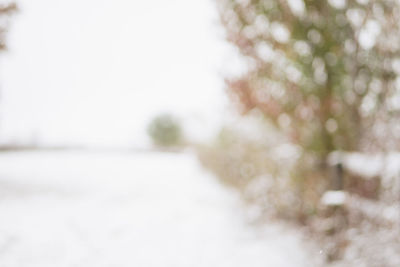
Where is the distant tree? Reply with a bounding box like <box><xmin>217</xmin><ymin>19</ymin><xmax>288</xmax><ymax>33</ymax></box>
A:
<box><xmin>217</xmin><ymin>0</ymin><xmax>400</xmax><ymax>158</ymax></box>
<box><xmin>0</xmin><ymin>2</ymin><xmax>17</xmax><ymax>50</ymax></box>
<box><xmin>147</xmin><ymin>114</ymin><xmax>183</xmax><ymax>148</ymax></box>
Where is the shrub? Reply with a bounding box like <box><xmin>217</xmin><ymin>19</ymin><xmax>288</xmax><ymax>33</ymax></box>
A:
<box><xmin>147</xmin><ymin>114</ymin><xmax>183</xmax><ymax>148</ymax></box>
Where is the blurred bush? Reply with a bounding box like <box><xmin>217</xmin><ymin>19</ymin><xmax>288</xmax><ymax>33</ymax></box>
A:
<box><xmin>147</xmin><ymin>114</ymin><xmax>183</xmax><ymax>148</ymax></box>
<box><xmin>196</xmin><ymin>114</ymin><xmax>315</xmax><ymax>220</ymax></box>
<box><xmin>197</xmin><ymin>117</ymin><xmax>400</xmax><ymax>264</ymax></box>
<box><xmin>211</xmin><ymin>0</ymin><xmax>400</xmax><ymax>217</ymax></box>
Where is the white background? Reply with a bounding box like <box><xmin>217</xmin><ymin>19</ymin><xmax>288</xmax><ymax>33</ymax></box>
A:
<box><xmin>0</xmin><ymin>0</ymin><xmax>242</xmax><ymax>147</ymax></box>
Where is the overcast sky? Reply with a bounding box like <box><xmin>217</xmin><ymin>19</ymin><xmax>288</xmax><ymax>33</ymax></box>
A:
<box><xmin>0</xmin><ymin>0</ymin><xmax>241</xmax><ymax>147</ymax></box>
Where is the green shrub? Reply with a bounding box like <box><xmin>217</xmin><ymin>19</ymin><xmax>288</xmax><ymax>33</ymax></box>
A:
<box><xmin>147</xmin><ymin>114</ymin><xmax>183</xmax><ymax>147</ymax></box>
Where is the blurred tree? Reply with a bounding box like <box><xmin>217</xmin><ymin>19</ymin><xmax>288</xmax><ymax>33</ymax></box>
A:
<box><xmin>0</xmin><ymin>2</ymin><xmax>17</xmax><ymax>50</ymax></box>
<box><xmin>215</xmin><ymin>0</ymin><xmax>400</xmax><ymax>216</ymax></box>
<box><xmin>147</xmin><ymin>114</ymin><xmax>183</xmax><ymax>148</ymax></box>
<box><xmin>217</xmin><ymin>0</ymin><xmax>400</xmax><ymax>158</ymax></box>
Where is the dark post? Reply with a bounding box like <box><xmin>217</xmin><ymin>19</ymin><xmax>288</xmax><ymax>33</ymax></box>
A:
<box><xmin>333</xmin><ymin>162</ymin><xmax>344</xmax><ymax>190</ymax></box>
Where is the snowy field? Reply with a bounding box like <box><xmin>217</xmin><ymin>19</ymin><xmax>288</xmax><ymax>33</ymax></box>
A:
<box><xmin>0</xmin><ymin>151</ymin><xmax>314</xmax><ymax>266</ymax></box>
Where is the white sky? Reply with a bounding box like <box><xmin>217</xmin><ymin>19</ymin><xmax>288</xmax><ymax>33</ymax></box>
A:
<box><xmin>0</xmin><ymin>0</ymin><xmax>240</xmax><ymax>147</ymax></box>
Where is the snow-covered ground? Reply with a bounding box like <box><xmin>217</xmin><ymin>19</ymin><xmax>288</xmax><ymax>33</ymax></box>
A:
<box><xmin>0</xmin><ymin>151</ymin><xmax>314</xmax><ymax>266</ymax></box>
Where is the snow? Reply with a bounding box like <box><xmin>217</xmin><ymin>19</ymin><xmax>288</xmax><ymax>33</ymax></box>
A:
<box><xmin>321</xmin><ymin>190</ymin><xmax>346</xmax><ymax>206</ymax></box>
<box><xmin>341</xmin><ymin>152</ymin><xmax>384</xmax><ymax>179</ymax></box>
<box><xmin>0</xmin><ymin>151</ymin><xmax>313</xmax><ymax>266</ymax></box>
